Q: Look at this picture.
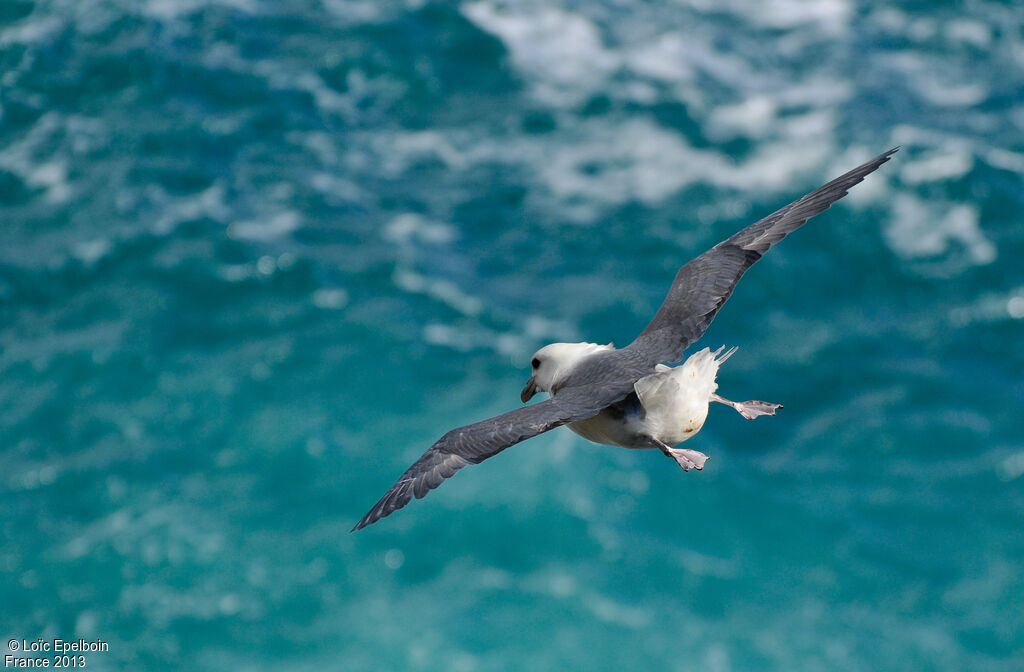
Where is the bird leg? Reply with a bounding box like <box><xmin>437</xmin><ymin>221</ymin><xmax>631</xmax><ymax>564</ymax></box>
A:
<box><xmin>711</xmin><ymin>393</ymin><xmax>782</xmax><ymax>420</ymax></box>
<box><xmin>648</xmin><ymin>437</ymin><xmax>709</xmax><ymax>472</ymax></box>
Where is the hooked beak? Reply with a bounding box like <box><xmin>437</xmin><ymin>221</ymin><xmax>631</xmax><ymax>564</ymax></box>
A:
<box><xmin>520</xmin><ymin>376</ymin><xmax>538</xmax><ymax>403</ymax></box>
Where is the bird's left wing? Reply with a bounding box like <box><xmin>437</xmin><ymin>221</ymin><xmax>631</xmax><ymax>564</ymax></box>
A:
<box><xmin>625</xmin><ymin>148</ymin><xmax>898</xmax><ymax>366</ymax></box>
<box><xmin>352</xmin><ymin>399</ymin><xmax>592</xmax><ymax>531</ymax></box>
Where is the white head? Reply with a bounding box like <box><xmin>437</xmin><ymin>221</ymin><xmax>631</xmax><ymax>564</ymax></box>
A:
<box><xmin>520</xmin><ymin>342</ymin><xmax>614</xmax><ymax>402</ymax></box>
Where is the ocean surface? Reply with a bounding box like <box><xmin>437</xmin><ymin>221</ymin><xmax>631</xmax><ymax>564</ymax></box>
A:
<box><xmin>2</xmin><ymin>1</ymin><xmax>1023</xmax><ymax>670</ymax></box>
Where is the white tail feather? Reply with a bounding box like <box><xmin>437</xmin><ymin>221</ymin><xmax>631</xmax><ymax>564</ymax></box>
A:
<box><xmin>633</xmin><ymin>346</ymin><xmax>737</xmax><ymax>445</ymax></box>
<box><xmin>716</xmin><ymin>345</ymin><xmax>738</xmax><ymax>364</ymax></box>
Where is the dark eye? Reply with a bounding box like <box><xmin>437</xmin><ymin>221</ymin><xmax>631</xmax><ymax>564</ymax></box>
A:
<box><xmin>531</xmin><ymin>358</ymin><xmax>540</xmax><ymax>369</ymax></box>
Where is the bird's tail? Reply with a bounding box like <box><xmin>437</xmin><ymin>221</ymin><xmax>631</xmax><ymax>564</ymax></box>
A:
<box><xmin>680</xmin><ymin>345</ymin><xmax>736</xmax><ymax>396</ymax></box>
<box><xmin>682</xmin><ymin>345</ymin><xmax>737</xmax><ymax>379</ymax></box>
<box><xmin>715</xmin><ymin>345</ymin><xmax>739</xmax><ymax>365</ymax></box>
<box><xmin>636</xmin><ymin>346</ymin><xmax>736</xmax><ymax>411</ymax></box>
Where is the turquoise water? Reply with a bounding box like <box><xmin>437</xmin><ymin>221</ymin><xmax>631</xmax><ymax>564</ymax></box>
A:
<box><xmin>2</xmin><ymin>1</ymin><xmax>1023</xmax><ymax>670</ymax></box>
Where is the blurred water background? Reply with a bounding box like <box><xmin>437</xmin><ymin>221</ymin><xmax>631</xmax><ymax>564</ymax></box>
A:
<box><xmin>2</xmin><ymin>1</ymin><xmax>1023</xmax><ymax>670</ymax></box>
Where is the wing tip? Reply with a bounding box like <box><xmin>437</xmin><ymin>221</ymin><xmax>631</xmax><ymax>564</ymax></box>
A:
<box><xmin>350</xmin><ymin>442</ymin><xmax>478</xmax><ymax>532</ymax></box>
<box><xmin>351</xmin><ymin>499</ymin><xmax>390</xmax><ymax>532</ymax></box>
<box><xmin>351</xmin><ymin>505</ymin><xmax>383</xmax><ymax>532</ymax></box>
<box><xmin>351</xmin><ymin>478</ymin><xmax>414</xmax><ymax>532</ymax></box>
<box><xmin>845</xmin><ymin>146</ymin><xmax>900</xmax><ymax>182</ymax></box>
<box><xmin>876</xmin><ymin>145</ymin><xmax>900</xmax><ymax>165</ymax></box>
<box><xmin>351</xmin><ymin>518</ymin><xmax>376</xmax><ymax>532</ymax></box>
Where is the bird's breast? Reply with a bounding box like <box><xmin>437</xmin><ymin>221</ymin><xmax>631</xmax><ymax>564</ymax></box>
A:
<box><xmin>565</xmin><ymin>395</ymin><xmax>650</xmax><ymax>449</ymax></box>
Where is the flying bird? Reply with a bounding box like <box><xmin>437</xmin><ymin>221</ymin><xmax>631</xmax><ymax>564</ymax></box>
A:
<box><xmin>353</xmin><ymin>148</ymin><xmax>898</xmax><ymax>531</ymax></box>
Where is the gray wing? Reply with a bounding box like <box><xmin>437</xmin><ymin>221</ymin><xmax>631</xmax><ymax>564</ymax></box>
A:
<box><xmin>625</xmin><ymin>147</ymin><xmax>898</xmax><ymax>366</ymax></box>
<box><xmin>352</xmin><ymin>399</ymin><xmax>594</xmax><ymax>531</ymax></box>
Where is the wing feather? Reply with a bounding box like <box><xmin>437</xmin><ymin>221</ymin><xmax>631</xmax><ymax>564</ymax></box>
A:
<box><xmin>352</xmin><ymin>399</ymin><xmax>590</xmax><ymax>531</ymax></box>
<box><xmin>626</xmin><ymin>148</ymin><xmax>898</xmax><ymax>365</ymax></box>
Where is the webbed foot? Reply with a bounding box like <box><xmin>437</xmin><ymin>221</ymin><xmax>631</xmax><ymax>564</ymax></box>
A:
<box><xmin>711</xmin><ymin>394</ymin><xmax>782</xmax><ymax>420</ymax></box>
<box><xmin>648</xmin><ymin>437</ymin><xmax>709</xmax><ymax>472</ymax></box>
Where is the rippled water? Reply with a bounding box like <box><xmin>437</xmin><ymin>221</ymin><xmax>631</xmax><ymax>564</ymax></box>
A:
<box><xmin>2</xmin><ymin>1</ymin><xmax>1023</xmax><ymax>670</ymax></box>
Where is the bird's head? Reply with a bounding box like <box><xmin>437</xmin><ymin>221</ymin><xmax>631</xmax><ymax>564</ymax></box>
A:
<box><xmin>520</xmin><ymin>341</ymin><xmax>614</xmax><ymax>402</ymax></box>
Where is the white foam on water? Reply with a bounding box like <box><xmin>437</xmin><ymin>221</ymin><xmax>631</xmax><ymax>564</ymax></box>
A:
<box><xmin>884</xmin><ymin>194</ymin><xmax>995</xmax><ymax>271</ymax></box>
<box><xmin>673</xmin><ymin>547</ymin><xmax>739</xmax><ymax>579</ymax></box>
<box><xmin>419</xmin><ymin>318</ymin><xmax>545</xmax><ymax>358</ymax></box>
<box><xmin>376</xmin><ymin>130</ymin><xmax>467</xmax><ymax>177</ymax></box>
<box><xmin>876</xmin><ymin>9</ymin><xmax>996</xmax><ymax>51</ymax></box>
<box><xmin>322</xmin><ymin>0</ymin><xmax>404</xmax><ymax>27</ymax></box>
<box><xmin>918</xmin><ymin>81</ymin><xmax>989</xmax><ymax>108</ymax></box>
<box><xmin>309</xmin><ymin>168</ymin><xmax>363</xmax><ymax>200</ymax></box>
<box><xmin>624</xmin><ymin>31</ymin><xmax>697</xmax><ymax>85</ymax></box>
<box><xmin>72</xmin><ymin>239</ymin><xmax>113</xmax><ymax>266</ymax></box>
<box><xmin>2</xmin><ymin>320</ymin><xmax>130</xmax><ymax>372</ymax></box>
<box><xmin>620</xmin><ymin>27</ymin><xmax>769</xmax><ymax>97</ymax></box>
<box><xmin>900</xmin><ymin>150</ymin><xmax>974</xmax><ymax>185</ymax></box>
<box><xmin>462</xmin><ymin>1</ymin><xmax>621</xmax><ymax>106</ymax></box>
<box><xmin>311</xmin><ymin>288</ymin><xmax>350</xmax><ymax>310</ymax></box>
<box><xmin>350</xmin><ymin>3</ymin><xmax>889</xmax><ymax>224</ymax></box>
<box><xmin>708</xmin><ymin>96</ymin><xmax>778</xmax><ymax>140</ymax></box>
<box><xmin>201</xmin><ymin>41</ymin><xmax>361</xmax><ymax>124</ymax></box>
<box><xmin>421</xmin><ymin>323</ymin><xmax>473</xmax><ymax>351</ymax></box>
<box><xmin>384</xmin><ymin>213</ymin><xmax>457</xmax><ymax>246</ymax></box>
<box><xmin>520</xmin><ymin>565</ymin><xmax>652</xmax><ymax>628</ymax></box>
<box><xmin>27</xmin><ymin>161</ymin><xmax>72</xmax><ymax>203</ymax></box>
<box><xmin>153</xmin><ymin>183</ymin><xmax>229</xmax><ymax>234</ymax></box>
<box><xmin>444</xmin><ymin>118</ymin><xmax>839</xmax><ymax>220</ymax></box>
<box><xmin>0</xmin><ymin>15</ymin><xmax>64</xmax><ymax>47</ymax></box>
<box><xmin>948</xmin><ymin>287</ymin><xmax>1024</xmax><ymax>327</ymax></box>
<box><xmin>144</xmin><ymin>0</ymin><xmax>260</xmax><ymax>20</ymax></box>
<box><xmin>393</xmin><ymin>267</ymin><xmax>484</xmax><ymax>317</ymax></box>
<box><xmin>0</xmin><ymin>112</ymin><xmax>78</xmax><ymax>204</ymax></box>
<box><xmin>522</xmin><ymin>315</ymin><xmax>580</xmax><ymax>342</ymax></box>
<box><xmin>873</xmin><ymin>6</ymin><xmax>909</xmax><ymax>32</ymax></box>
<box><xmin>684</xmin><ymin>0</ymin><xmax>852</xmax><ymax>33</ymax></box>
<box><xmin>945</xmin><ymin>18</ymin><xmax>994</xmax><ymax>49</ymax></box>
<box><xmin>983</xmin><ymin>147</ymin><xmax>1024</xmax><ymax>176</ymax></box>
<box><xmin>883</xmin><ymin>52</ymin><xmax>990</xmax><ymax>108</ymax></box>
<box><xmin>533</xmin><ymin>118</ymin><xmax>706</xmax><ymax>206</ymax></box>
<box><xmin>997</xmin><ymin>451</ymin><xmax>1024</xmax><ymax>481</ymax></box>
<box><xmin>1009</xmin><ymin>294</ymin><xmax>1024</xmax><ymax>320</ymax></box>
<box><xmin>715</xmin><ymin>137</ymin><xmax>839</xmax><ymax>192</ymax></box>
<box><xmin>582</xmin><ymin>592</ymin><xmax>652</xmax><ymax>628</ymax></box>
<box><xmin>227</xmin><ymin>210</ymin><xmax>301</xmax><ymax>242</ymax></box>
<box><xmin>635</xmin><ymin>30</ymin><xmax>759</xmax><ymax>94</ymax></box>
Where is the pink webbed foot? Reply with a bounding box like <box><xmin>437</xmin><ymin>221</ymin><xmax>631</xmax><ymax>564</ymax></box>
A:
<box><xmin>649</xmin><ymin>438</ymin><xmax>709</xmax><ymax>472</ymax></box>
<box><xmin>711</xmin><ymin>394</ymin><xmax>783</xmax><ymax>420</ymax></box>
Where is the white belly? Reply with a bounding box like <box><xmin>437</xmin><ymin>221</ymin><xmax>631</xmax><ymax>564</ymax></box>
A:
<box><xmin>562</xmin><ymin>347</ymin><xmax>728</xmax><ymax>449</ymax></box>
<box><xmin>567</xmin><ymin>411</ymin><xmax>645</xmax><ymax>449</ymax></box>
<box><xmin>641</xmin><ymin>386</ymin><xmax>710</xmax><ymax>445</ymax></box>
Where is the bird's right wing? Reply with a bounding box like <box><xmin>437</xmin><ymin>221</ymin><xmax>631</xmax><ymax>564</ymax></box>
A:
<box><xmin>352</xmin><ymin>399</ymin><xmax>593</xmax><ymax>531</ymax></box>
<box><xmin>625</xmin><ymin>148</ymin><xmax>898</xmax><ymax>366</ymax></box>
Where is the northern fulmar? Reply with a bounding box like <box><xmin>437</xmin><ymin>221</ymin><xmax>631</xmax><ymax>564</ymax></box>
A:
<box><xmin>353</xmin><ymin>148</ymin><xmax>898</xmax><ymax>531</ymax></box>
